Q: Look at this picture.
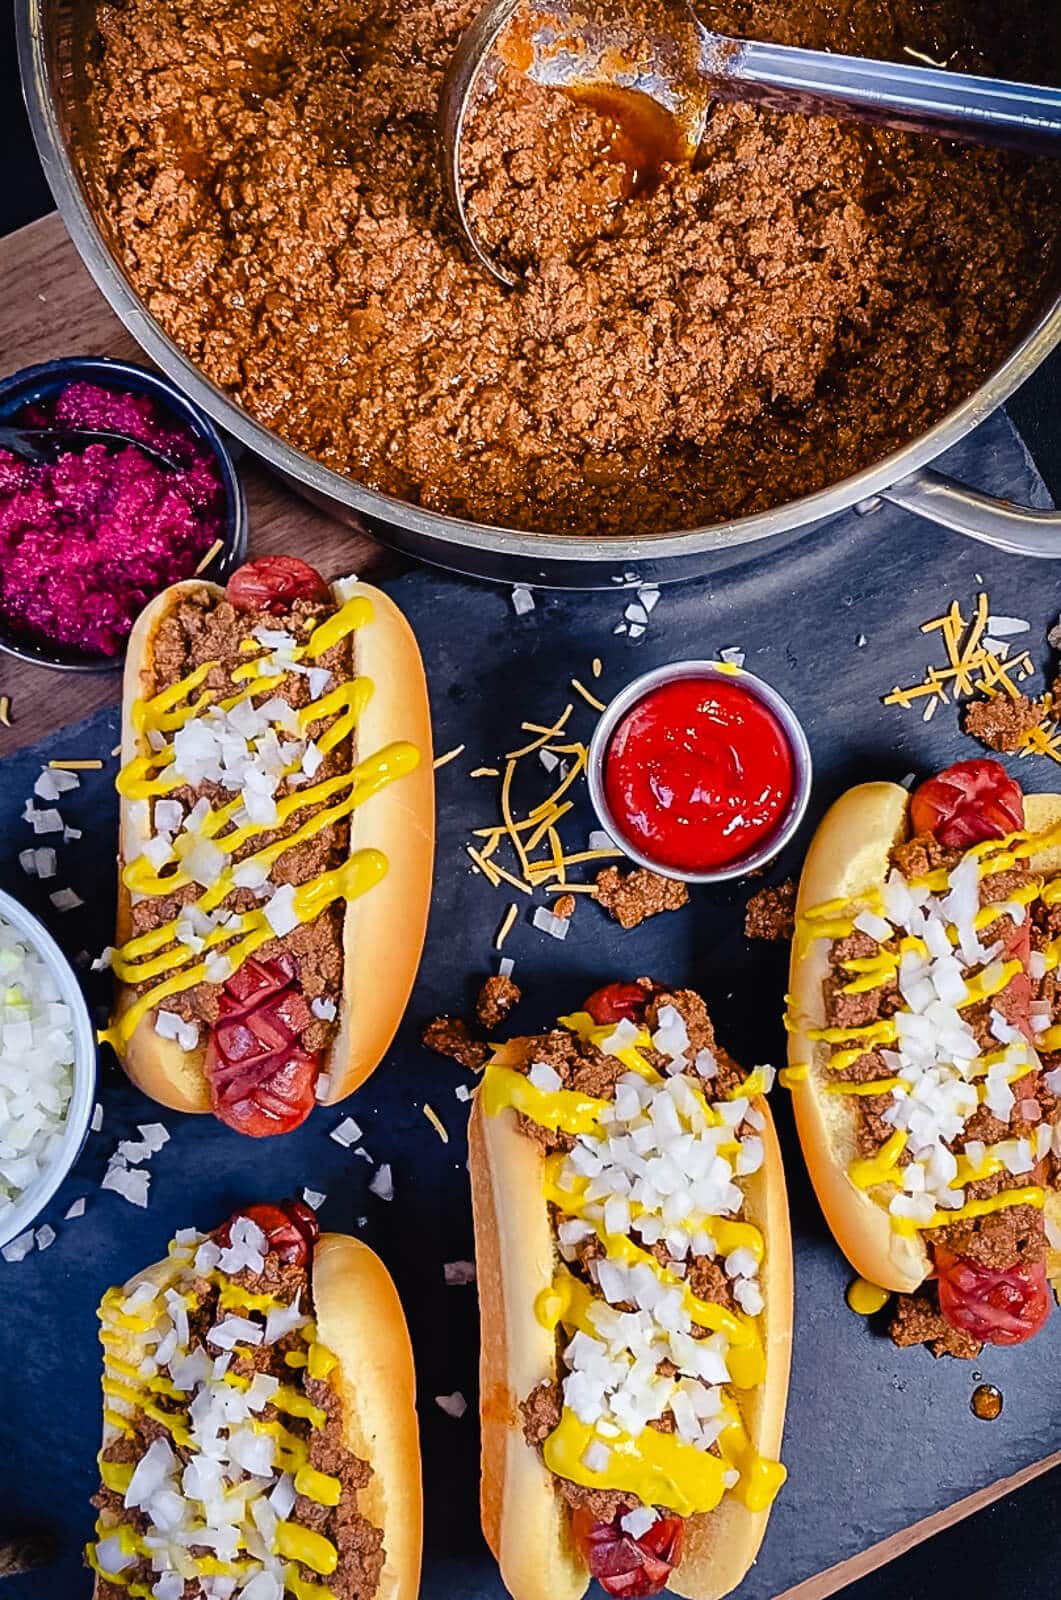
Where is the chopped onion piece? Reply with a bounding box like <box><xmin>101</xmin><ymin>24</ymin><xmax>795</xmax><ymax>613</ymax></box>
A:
<box><xmin>369</xmin><ymin>1163</ymin><xmax>394</xmax><ymax>1201</ymax></box>
<box><xmin>330</xmin><ymin>1116</ymin><xmax>363</xmax><ymax>1148</ymax></box>
<box><xmin>1</xmin><ymin>1229</ymin><xmax>34</xmax><ymax>1262</ymax></box>
<box><xmin>435</xmin><ymin>1390</ymin><xmax>468</xmax><ymax>1418</ymax></box>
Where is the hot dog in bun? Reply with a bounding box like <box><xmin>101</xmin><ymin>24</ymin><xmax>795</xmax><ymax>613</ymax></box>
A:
<box><xmin>469</xmin><ymin>978</ymin><xmax>792</xmax><ymax>1600</ymax></box>
<box><xmin>87</xmin><ymin>1200</ymin><xmax>422</xmax><ymax>1599</ymax></box>
<box><xmin>787</xmin><ymin>759</ymin><xmax>1061</xmax><ymax>1356</ymax></box>
<box><xmin>101</xmin><ymin>558</ymin><xmax>434</xmax><ymax>1136</ymax></box>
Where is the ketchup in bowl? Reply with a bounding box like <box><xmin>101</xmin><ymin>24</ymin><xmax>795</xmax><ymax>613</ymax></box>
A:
<box><xmin>591</xmin><ymin>664</ymin><xmax>811</xmax><ymax>881</ymax></box>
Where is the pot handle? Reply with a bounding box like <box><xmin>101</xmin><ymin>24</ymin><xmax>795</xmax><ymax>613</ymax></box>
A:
<box><xmin>871</xmin><ymin>467</ymin><xmax>1061</xmax><ymax>558</ymax></box>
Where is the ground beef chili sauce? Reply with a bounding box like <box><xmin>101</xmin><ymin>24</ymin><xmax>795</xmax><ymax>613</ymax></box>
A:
<box><xmin>789</xmin><ymin>761</ymin><xmax>1061</xmax><ymax>1357</ymax></box>
<box><xmin>78</xmin><ymin>0</ymin><xmax>1060</xmax><ymax>536</ymax></box>
<box><xmin>99</xmin><ymin>560</ymin><xmax>422</xmax><ymax>1136</ymax></box>
<box><xmin>481</xmin><ymin>980</ymin><xmax>785</xmax><ymax>1597</ymax></box>
<box><xmin>87</xmin><ymin>1202</ymin><xmax>386</xmax><ymax>1598</ymax></box>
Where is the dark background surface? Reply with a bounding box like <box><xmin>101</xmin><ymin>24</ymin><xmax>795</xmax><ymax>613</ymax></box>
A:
<box><xmin>2</xmin><ymin>8</ymin><xmax>1061</xmax><ymax>1597</ymax></box>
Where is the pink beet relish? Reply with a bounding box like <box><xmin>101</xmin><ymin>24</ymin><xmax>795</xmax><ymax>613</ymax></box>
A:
<box><xmin>0</xmin><ymin>381</ymin><xmax>226</xmax><ymax>658</ymax></box>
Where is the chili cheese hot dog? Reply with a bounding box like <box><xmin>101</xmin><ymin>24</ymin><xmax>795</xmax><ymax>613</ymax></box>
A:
<box><xmin>102</xmin><ymin>558</ymin><xmax>434</xmax><ymax>1136</ymax></box>
<box><xmin>470</xmin><ymin>980</ymin><xmax>792</xmax><ymax>1600</ymax></box>
<box><xmin>87</xmin><ymin>1201</ymin><xmax>422</xmax><ymax>1600</ymax></box>
<box><xmin>787</xmin><ymin>760</ymin><xmax>1061</xmax><ymax>1356</ymax></box>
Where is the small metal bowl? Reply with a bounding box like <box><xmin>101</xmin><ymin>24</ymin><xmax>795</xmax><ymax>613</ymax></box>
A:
<box><xmin>0</xmin><ymin>887</ymin><xmax>97</xmax><ymax>1250</ymax></box>
<box><xmin>0</xmin><ymin>354</ymin><xmax>247</xmax><ymax>671</ymax></box>
<box><xmin>587</xmin><ymin>659</ymin><xmax>813</xmax><ymax>884</ymax></box>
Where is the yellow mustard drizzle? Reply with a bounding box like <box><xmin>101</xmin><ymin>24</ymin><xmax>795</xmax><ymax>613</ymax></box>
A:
<box><xmin>951</xmin><ymin>1145</ymin><xmax>1012</xmax><ymax>1188</ymax></box>
<box><xmin>93</xmin><ymin>1264</ymin><xmax>345</xmax><ymax>1593</ymax></box>
<box><xmin>535</xmin><ymin>1255</ymin><xmax>764</xmax><ymax>1388</ymax></box>
<box><xmin>543</xmin><ymin>1409</ymin><xmax>730</xmax><ymax>1518</ymax></box>
<box><xmin>846</xmin><ymin>1278</ymin><xmax>891</xmax><ymax>1315</ymax></box>
<box><xmin>823</xmin><ymin>1076</ymin><xmax>904</xmax><ymax>1097</ymax></box>
<box><xmin>276</xmin><ymin>1521</ymin><xmax>339</xmax><ymax>1576</ymax></box>
<box><xmin>284</xmin><ymin>1570</ymin><xmax>341</xmax><ymax>1600</ymax></box>
<box><xmin>98</xmin><ymin>1455</ymin><xmax>134</xmax><ymax>1494</ymax></box>
<box><xmin>890</xmin><ymin>1185</ymin><xmax>1045</xmax><ymax>1237</ymax></box>
<box><xmin>481</xmin><ymin>1063</ymin><xmax>612</xmax><ymax>1135</ymax></box>
<box><xmin>486</xmin><ymin>1020</ymin><xmax>782</xmax><ymax>1518</ymax></box>
<box><xmin>294</xmin><ymin>1464</ymin><xmax>344</xmax><ymax>1506</ymax></box>
<box><xmin>308</xmin><ymin>1342</ymin><xmax>339</xmax><ymax>1380</ymax></box>
<box><xmin>100</xmin><ymin>847</ymin><xmax>388</xmax><ymax>1053</ymax></box>
<box><xmin>559</xmin><ymin>1010</ymin><xmax>661</xmax><ymax>1079</ymax></box>
<box><xmin>121</xmin><ymin>739</ymin><xmax>410</xmax><ymax>904</ymax></box>
<box><xmin>792</xmin><ymin>825</ymin><xmax>1061</xmax><ymax>1228</ymax></box>
<box><xmin>959</xmin><ymin>959</ymin><xmax>1024</xmax><ymax>1007</ymax></box>
<box><xmin>104</xmin><ymin>593</ymin><xmax>420</xmax><ymax>1055</ymax></box>
<box><xmin>542</xmin><ymin>1153</ymin><xmax>762</xmax><ymax>1263</ymax></box>
<box><xmin>542</xmin><ymin>1401</ymin><xmax>786</xmax><ymax>1519</ymax></box>
<box><xmin>217</xmin><ymin>1281</ymin><xmax>281</xmax><ymax>1314</ymax></box>
<box><xmin>792</xmin><ymin>820</ymin><xmax>1061</xmax><ymax>960</ymax></box>
<box><xmin>848</xmin><ymin>1130</ymin><xmax>908</xmax><ymax>1189</ymax></box>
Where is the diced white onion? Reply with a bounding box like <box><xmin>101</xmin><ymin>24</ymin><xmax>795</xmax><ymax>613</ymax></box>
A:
<box><xmin>369</xmin><ymin>1163</ymin><xmax>394</xmax><ymax>1201</ymax></box>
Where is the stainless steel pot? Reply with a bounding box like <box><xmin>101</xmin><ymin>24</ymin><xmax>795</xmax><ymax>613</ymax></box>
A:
<box><xmin>17</xmin><ymin>0</ymin><xmax>1061</xmax><ymax>587</ymax></box>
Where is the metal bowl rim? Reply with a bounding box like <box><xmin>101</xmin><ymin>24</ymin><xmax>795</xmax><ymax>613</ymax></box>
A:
<box><xmin>16</xmin><ymin>0</ymin><xmax>1061</xmax><ymax>573</ymax></box>
<box><xmin>586</xmin><ymin>659</ymin><xmax>813</xmax><ymax>883</ymax></box>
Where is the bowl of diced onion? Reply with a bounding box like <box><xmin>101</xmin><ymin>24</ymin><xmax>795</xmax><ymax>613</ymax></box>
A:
<box><xmin>0</xmin><ymin>887</ymin><xmax>96</xmax><ymax>1250</ymax></box>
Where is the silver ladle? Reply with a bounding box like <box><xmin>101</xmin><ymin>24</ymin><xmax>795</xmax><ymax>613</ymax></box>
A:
<box><xmin>440</xmin><ymin>0</ymin><xmax>1061</xmax><ymax>287</ymax></box>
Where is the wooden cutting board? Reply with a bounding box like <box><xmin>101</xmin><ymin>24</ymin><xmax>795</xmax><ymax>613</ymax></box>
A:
<box><xmin>0</xmin><ymin>213</ymin><xmax>388</xmax><ymax>757</ymax></box>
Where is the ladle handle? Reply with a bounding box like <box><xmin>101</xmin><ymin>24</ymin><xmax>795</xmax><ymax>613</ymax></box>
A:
<box><xmin>715</xmin><ymin>39</ymin><xmax>1061</xmax><ymax>155</ymax></box>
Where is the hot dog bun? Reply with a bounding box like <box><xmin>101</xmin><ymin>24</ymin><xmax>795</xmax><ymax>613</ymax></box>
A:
<box><xmin>470</xmin><ymin>1042</ymin><xmax>793</xmax><ymax>1600</ymax></box>
<box><xmin>311</xmin><ymin>1233</ymin><xmax>424</xmax><ymax>1599</ymax></box>
<box><xmin>92</xmin><ymin>1228</ymin><xmax>422</xmax><ymax>1599</ymax></box>
<box><xmin>787</xmin><ymin>783</ymin><xmax>1061</xmax><ymax>1296</ymax></box>
<box><xmin>112</xmin><ymin>576</ymin><xmax>434</xmax><ymax>1116</ymax></box>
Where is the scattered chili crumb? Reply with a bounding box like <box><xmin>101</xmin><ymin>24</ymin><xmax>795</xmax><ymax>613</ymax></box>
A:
<box><xmin>476</xmin><ymin>975</ymin><xmax>522</xmax><ymax>1030</ymax></box>
<box><xmin>963</xmin><ymin>690</ymin><xmax>1047</xmax><ymax>753</ymax></box>
<box><xmin>594</xmin><ymin>865</ymin><xmax>689</xmax><ymax>931</ymax></box>
<box><xmin>421</xmin><ymin>1016</ymin><xmax>488</xmax><ymax>1072</ymax></box>
<box><xmin>744</xmin><ymin>879</ymin><xmax>797</xmax><ymax>941</ymax></box>
<box><xmin>552</xmin><ymin>893</ymin><xmax>577</xmax><ymax>921</ymax></box>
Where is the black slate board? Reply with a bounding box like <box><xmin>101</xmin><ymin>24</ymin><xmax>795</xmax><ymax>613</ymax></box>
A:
<box><xmin>1</xmin><ymin>407</ymin><xmax>1060</xmax><ymax>1600</ymax></box>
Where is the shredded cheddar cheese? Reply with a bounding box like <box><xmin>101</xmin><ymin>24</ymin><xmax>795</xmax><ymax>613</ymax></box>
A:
<box><xmin>464</xmin><ymin>683</ymin><xmax>622</xmax><ymax>925</ymax></box>
<box><xmin>883</xmin><ymin>591</ymin><xmax>1035</xmax><ymax>714</ymax></box>
<box><xmin>495</xmin><ymin>903</ymin><xmax>519</xmax><ymax>948</ymax></box>
<box><xmin>433</xmin><ymin>744</ymin><xmax>465</xmax><ymax>770</ymax></box>
<box><xmin>571</xmin><ymin>678</ymin><xmax>606</xmax><ymax>712</ymax></box>
<box><xmin>423</xmin><ymin>1103</ymin><xmax>449</xmax><ymax>1143</ymax></box>
<box><xmin>49</xmin><ymin>758</ymin><xmax>104</xmax><ymax>771</ymax></box>
<box><xmin>506</xmin><ymin>707</ymin><xmax>573</xmax><ymax>759</ymax></box>
<box><xmin>193</xmin><ymin>537</ymin><xmax>225</xmax><ymax>574</ymax></box>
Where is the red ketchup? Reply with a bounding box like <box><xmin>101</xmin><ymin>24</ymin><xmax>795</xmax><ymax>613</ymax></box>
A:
<box><xmin>603</xmin><ymin>677</ymin><xmax>795</xmax><ymax>874</ymax></box>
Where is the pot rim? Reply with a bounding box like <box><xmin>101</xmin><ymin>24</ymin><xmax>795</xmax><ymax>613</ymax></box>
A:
<box><xmin>17</xmin><ymin>0</ymin><xmax>1061</xmax><ymax>573</ymax></box>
